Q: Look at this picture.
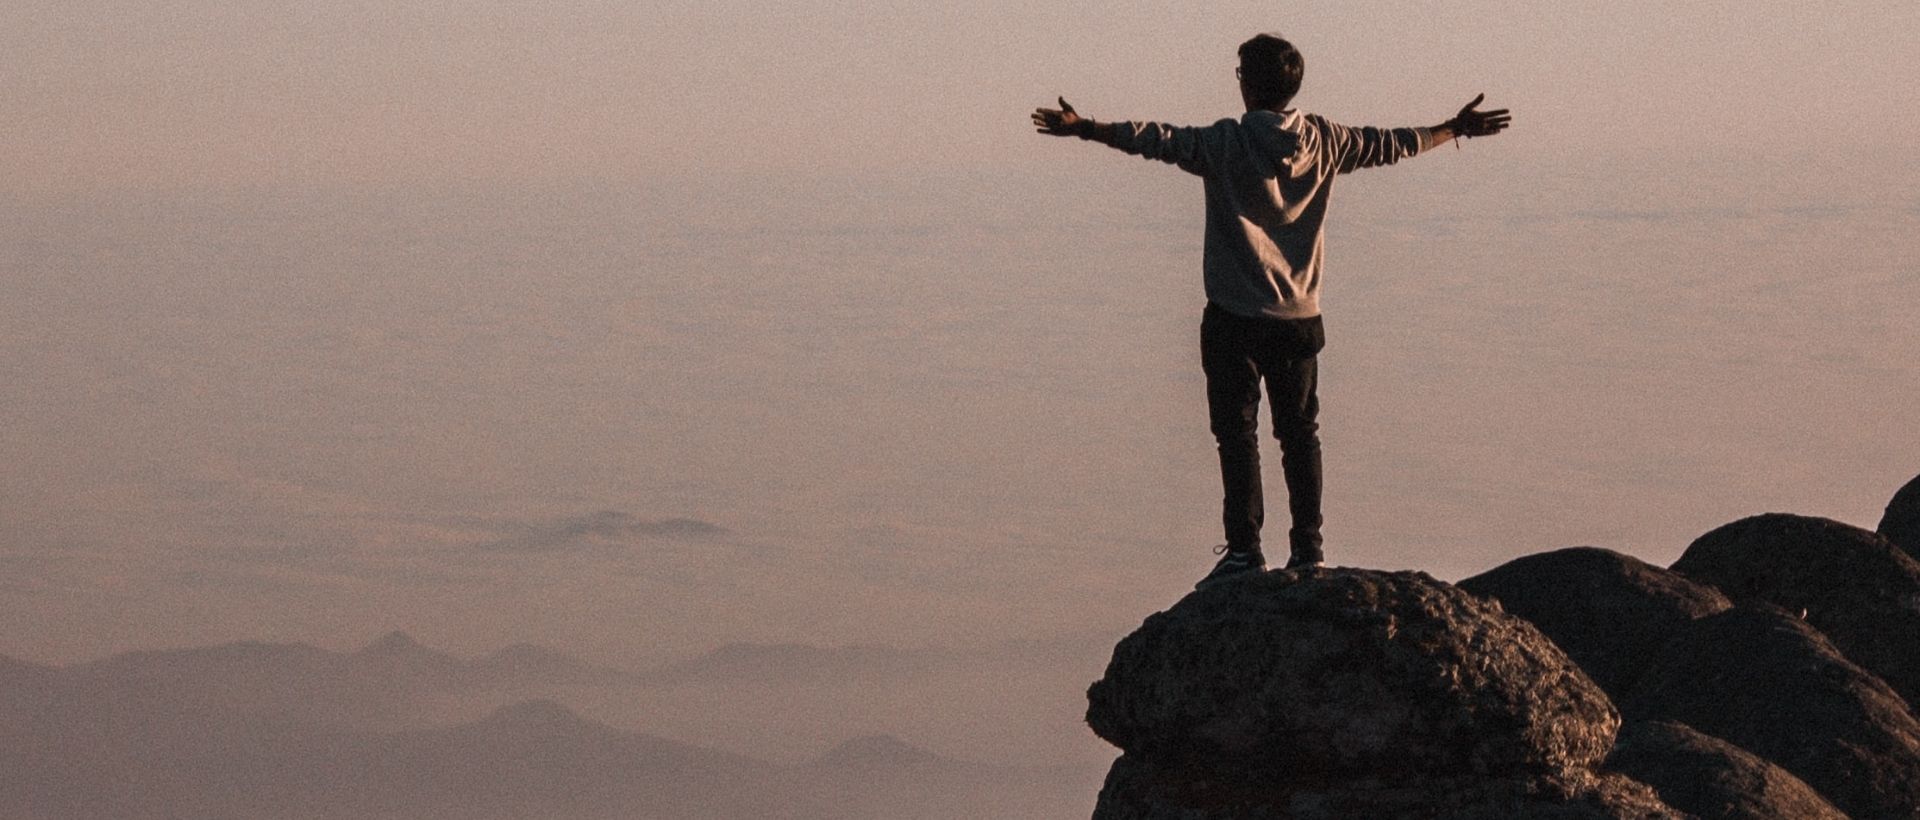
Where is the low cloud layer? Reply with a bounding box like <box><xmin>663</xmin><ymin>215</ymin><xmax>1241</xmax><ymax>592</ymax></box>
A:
<box><xmin>475</xmin><ymin>511</ymin><xmax>726</xmax><ymax>552</ymax></box>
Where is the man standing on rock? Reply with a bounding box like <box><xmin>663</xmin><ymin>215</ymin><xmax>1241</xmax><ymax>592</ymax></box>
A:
<box><xmin>1031</xmin><ymin>34</ymin><xmax>1510</xmax><ymax>589</ymax></box>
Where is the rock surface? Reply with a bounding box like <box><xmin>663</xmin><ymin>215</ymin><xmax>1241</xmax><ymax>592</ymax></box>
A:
<box><xmin>1604</xmin><ymin>720</ymin><xmax>1845</xmax><ymax>820</ymax></box>
<box><xmin>1094</xmin><ymin>752</ymin><xmax>1680</xmax><ymax>820</ymax></box>
<box><xmin>1086</xmin><ymin>568</ymin><xmax>1668</xmax><ymax>818</ymax></box>
<box><xmin>1087</xmin><ymin>568</ymin><xmax>1616</xmax><ymax>778</ymax></box>
<box><xmin>1669</xmin><ymin>513</ymin><xmax>1920</xmax><ymax>708</ymax></box>
<box><xmin>1622</xmin><ymin>606</ymin><xmax>1920</xmax><ymax>820</ymax></box>
<box><xmin>1459</xmin><ymin>547</ymin><xmax>1730</xmax><ymax>699</ymax></box>
<box><xmin>1882</xmin><ymin>473</ymin><xmax>1920</xmax><ymax>558</ymax></box>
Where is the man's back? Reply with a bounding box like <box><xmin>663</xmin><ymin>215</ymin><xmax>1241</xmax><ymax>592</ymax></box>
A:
<box><xmin>1105</xmin><ymin>110</ymin><xmax>1439</xmax><ymax>320</ymax></box>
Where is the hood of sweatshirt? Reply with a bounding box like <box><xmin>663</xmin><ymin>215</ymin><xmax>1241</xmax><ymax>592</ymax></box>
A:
<box><xmin>1242</xmin><ymin>108</ymin><xmax>1306</xmax><ymax>175</ymax></box>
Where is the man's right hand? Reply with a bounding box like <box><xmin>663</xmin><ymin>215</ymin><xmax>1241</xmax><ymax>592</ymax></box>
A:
<box><xmin>1032</xmin><ymin>97</ymin><xmax>1087</xmax><ymax>137</ymax></box>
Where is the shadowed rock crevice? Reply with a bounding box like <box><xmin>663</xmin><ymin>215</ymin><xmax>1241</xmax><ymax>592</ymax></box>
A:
<box><xmin>1459</xmin><ymin>546</ymin><xmax>1730</xmax><ymax>700</ymax></box>
<box><xmin>1622</xmin><ymin>606</ymin><xmax>1920</xmax><ymax>820</ymax></box>
<box><xmin>1605</xmin><ymin>720</ymin><xmax>1845</xmax><ymax>820</ymax></box>
<box><xmin>1670</xmin><ymin>513</ymin><xmax>1920</xmax><ymax>708</ymax></box>
<box><xmin>1882</xmin><ymin>473</ymin><xmax>1920</xmax><ymax>558</ymax></box>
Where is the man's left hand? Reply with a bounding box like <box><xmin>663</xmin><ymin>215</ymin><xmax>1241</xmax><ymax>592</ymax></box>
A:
<box><xmin>1448</xmin><ymin>93</ymin><xmax>1512</xmax><ymax>138</ymax></box>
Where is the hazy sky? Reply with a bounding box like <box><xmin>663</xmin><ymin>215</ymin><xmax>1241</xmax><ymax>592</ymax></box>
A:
<box><xmin>9</xmin><ymin>0</ymin><xmax>1918</xmax><ymax>192</ymax></box>
<box><xmin>3</xmin><ymin>1</ymin><xmax>1918</xmax><ymax>668</ymax></box>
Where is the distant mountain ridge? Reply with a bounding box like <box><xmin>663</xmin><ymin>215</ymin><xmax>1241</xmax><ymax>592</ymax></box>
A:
<box><xmin>0</xmin><ymin>652</ymin><xmax>50</xmax><ymax>680</ymax></box>
<box><xmin>66</xmin><ymin>630</ymin><xmax>629</xmax><ymax>689</ymax></box>
<box><xmin>29</xmin><ymin>633</ymin><xmax>957</xmax><ymax>689</ymax></box>
<box><xmin>0</xmin><ymin>631</ymin><xmax>632</xmax><ymax>736</ymax></box>
<box><xmin>12</xmin><ymin>633</ymin><xmax>1042</xmax><ymax>693</ymax></box>
<box><xmin>651</xmin><ymin>641</ymin><xmax>947</xmax><ymax>684</ymax></box>
<box><xmin>0</xmin><ymin>673</ymin><xmax>1082</xmax><ymax>820</ymax></box>
<box><xmin>0</xmin><ymin>634</ymin><xmax>1101</xmax><ymax>816</ymax></box>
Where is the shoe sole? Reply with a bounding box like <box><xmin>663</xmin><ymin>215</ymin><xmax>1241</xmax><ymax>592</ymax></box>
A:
<box><xmin>1194</xmin><ymin>566</ymin><xmax>1265</xmax><ymax>591</ymax></box>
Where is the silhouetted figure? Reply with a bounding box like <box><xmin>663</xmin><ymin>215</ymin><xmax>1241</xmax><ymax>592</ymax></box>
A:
<box><xmin>1032</xmin><ymin>33</ymin><xmax>1510</xmax><ymax>589</ymax></box>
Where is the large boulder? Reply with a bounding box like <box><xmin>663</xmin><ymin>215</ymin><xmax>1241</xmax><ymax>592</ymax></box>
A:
<box><xmin>1086</xmin><ymin>568</ymin><xmax>1666</xmax><ymax>818</ymax></box>
<box><xmin>1087</xmin><ymin>568</ymin><xmax>1616</xmax><ymax>777</ymax></box>
<box><xmin>1881</xmin><ymin>473</ymin><xmax>1920</xmax><ymax>558</ymax></box>
<box><xmin>1669</xmin><ymin>513</ymin><xmax>1920</xmax><ymax>709</ymax></box>
<box><xmin>1093</xmin><ymin>752</ymin><xmax>1680</xmax><ymax>820</ymax></box>
<box><xmin>1623</xmin><ymin>606</ymin><xmax>1920</xmax><ymax>819</ymax></box>
<box><xmin>1460</xmin><ymin>547</ymin><xmax>1730</xmax><ymax>699</ymax></box>
<box><xmin>1605</xmin><ymin>720</ymin><xmax>1844</xmax><ymax>820</ymax></box>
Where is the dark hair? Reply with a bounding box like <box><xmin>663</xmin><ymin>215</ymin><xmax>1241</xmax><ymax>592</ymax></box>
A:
<box><xmin>1237</xmin><ymin>33</ymin><xmax>1304</xmax><ymax>110</ymax></box>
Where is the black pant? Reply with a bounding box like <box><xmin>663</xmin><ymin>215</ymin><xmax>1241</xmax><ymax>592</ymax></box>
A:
<box><xmin>1200</xmin><ymin>302</ymin><xmax>1324</xmax><ymax>560</ymax></box>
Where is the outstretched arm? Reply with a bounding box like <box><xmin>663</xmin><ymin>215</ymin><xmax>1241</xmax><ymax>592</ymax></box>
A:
<box><xmin>1031</xmin><ymin>97</ymin><xmax>1217</xmax><ymax>175</ymax></box>
<box><xmin>1425</xmin><ymin>94</ymin><xmax>1512</xmax><ymax>148</ymax></box>
<box><xmin>1325</xmin><ymin>93</ymin><xmax>1513</xmax><ymax>173</ymax></box>
<box><xmin>1031</xmin><ymin>97</ymin><xmax>1119</xmax><ymax>144</ymax></box>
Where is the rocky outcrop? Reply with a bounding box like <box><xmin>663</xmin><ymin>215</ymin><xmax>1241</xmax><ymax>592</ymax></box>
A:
<box><xmin>1622</xmin><ymin>606</ymin><xmax>1920</xmax><ymax>819</ymax></box>
<box><xmin>1459</xmin><ymin>547</ymin><xmax>1730</xmax><ymax>700</ymax></box>
<box><xmin>1604</xmin><ymin>720</ymin><xmax>1844</xmax><ymax>820</ymax></box>
<box><xmin>1882</xmin><ymin>473</ymin><xmax>1920</xmax><ymax>558</ymax></box>
<box><xmin>1086</xmin><ymin>568</ymin><xmax>1678</xmax><ymax>818</ymax></box>
<box><xmin>1085</xmin><ymin>485</ymin><xmax>1920</xmax><ymax>818</ymax></box>
<box><xmin>1669</xmin><ymin>513</ymin><xmax>1920</xmax><ymax>708</ymax></box>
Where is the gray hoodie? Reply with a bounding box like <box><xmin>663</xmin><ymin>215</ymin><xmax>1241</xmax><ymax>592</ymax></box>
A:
<box><xmin>1107</xmin><ymin>109</ymin><xmax>1435</xmax><ymax>320</ymax></box>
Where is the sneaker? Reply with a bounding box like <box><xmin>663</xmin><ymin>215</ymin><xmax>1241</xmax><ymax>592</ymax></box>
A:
<box><xmin>1195</xmin><ymin>546</ymin><xmax>1265</xmax><ymax>590</ymax></box>
<box><xmin>1283</xmin><ymin>554</ymin><xmax>1324</xmax><ymax>571</ymax></box>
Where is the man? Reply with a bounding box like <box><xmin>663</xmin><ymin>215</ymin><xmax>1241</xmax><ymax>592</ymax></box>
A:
<box><xmin>1031</xmin><ymin>33</ymin><xmax>1510</xmax><ymax>589</ymax></box>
